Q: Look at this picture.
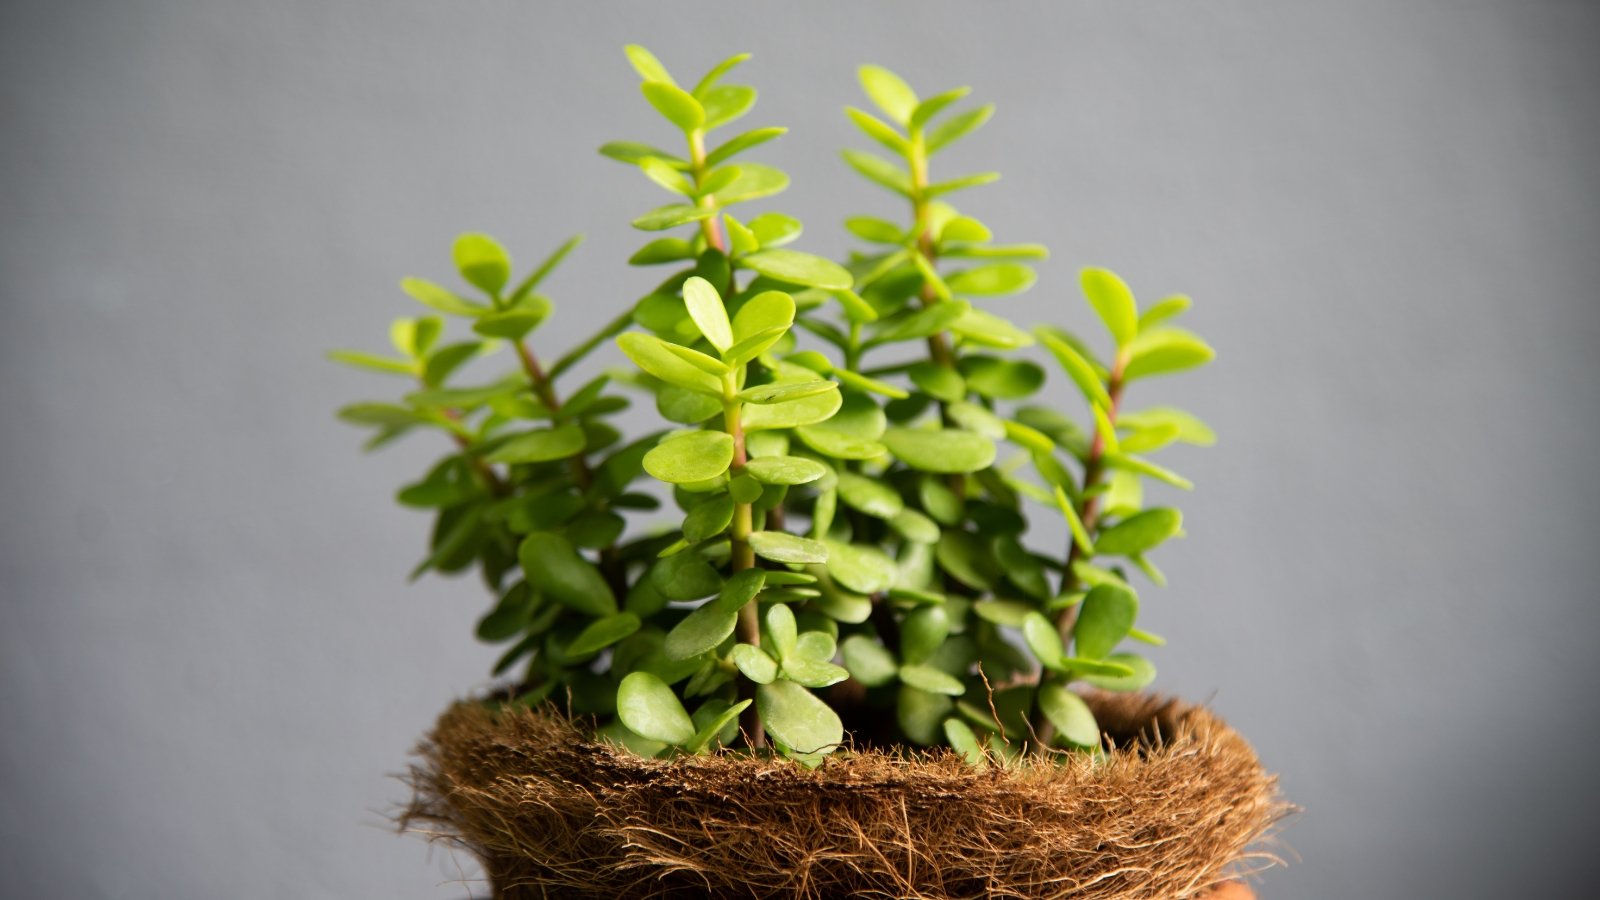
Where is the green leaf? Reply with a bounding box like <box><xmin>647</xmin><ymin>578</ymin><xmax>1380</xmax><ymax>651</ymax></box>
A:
<box><xmin>1123</xmin><ymin>328</ymin><xmax>1216</xmax><ymax>381</ymax></box>
<box><xmin>926</xmin><ymin>104</ymin><xmax>993</xmax><ymax>153</ymax></box>
<box><xmin>857</xmin><ymin>64</ymin><xmax>918</xmax><ymax>125</ymax></box>
<box><xmin>632</xmin><ymin>203</ymin><xmax>715</xmax><ymax>232</ymax></box>
<box><xmin>686</xmin><ymin>698</ymin><xmax>752</xmax><ymax>753</ymax></box>
<box><xmin>705</xmin><ymin>126</ymin><xmax>787</xmax><ymax>167</ymax></box>
<box><xmin>453</xmin><ymin>233</ymin><xmax>511</xmax><ymax>296</ymax></box>
<box><xmin>519</xmin><ymin>532</ymin><xmax>616</xmax><ymax>617</ymax></box>
<box><xmin>908</xmin><ymin>362</ymin><xmax>965</xmax><ymax>403</ymax></box>
<box><xmin>959</xmin><ymin>356</ymin><xmax>1044</xmax><ymax>400</ymax></box>
<box><xmin>846</xmin><ymin>216</ymin><xmax>905</xmax><ymax>244</ymax></box>
<box><xmin>681</xmin><ymin>276</ymin><xmax>733</xmax><ymax>351</ymax></box>
<box><xmin>723</xmin><ymin>646</ymin><xmax>773</xmax><ymax>688</ymax></box>
<box><xmin>641</xmin><ymin>80</ymin><xmax>705</xmax><ymax>132</ymax></box>
<box><xmin>599</xmin><ymin>141</ymin><xmax>687</xmax><ymax>167</ymax></box>
<box><xmin>664</xmin><ymin>603</ymin><xmax>739</xmax><ymax>660</ymax></box>
<box><xmin>925</xmin><ymin>172</ymin><xmax>1000</xmax><ymax>198</ymax></box>
<box><xmin>624</xmin><ymin>45</ymin><xmax>675</xmax><ymax>86</ymax></box>
<box><xmin>731</xmin><ymin>288</ymin><xmax>796</xmax><ymax>339</ymax></box>
<box><xmin>651</xmin><ymin>550</ymin><xmax>723</xmax><ymax>601</ymax></box>
<box><xmin>1022</xmin><ymin>611</ymin><xmax>1065</xmax><ymax>670</ymax></box>
<box><xmin>972</xmin><ymin>599</ymin><xmax>1033</xmax><ymax>627</ymax></box>
<box><xmin>947</xmin><ymin>263</ymin><xmax>1036</xmax><ymax>296</ymax></box>
<box><xmin>617</xmin><ymin>332</ymin><xmax>722</xmax><ymax>395</ymax></box>
<box><xmin>745</xmin><ymin>456</ymin><xmax>827</xmax><ymax>485</ymax></box>
<box><xmin>888</xmin><ymin>508</ymin><xmax>940</xmax><ymax>544</ymax></box>
<box><xmin>472</xmin><ymin>309</ymin><xmax>544</xmax><ymax>339</ymax></box>
<box><xmin>485</xmin><ymin>423</ymin><xmax>587</xmax><ymax>464</ymax></box>
<box><xmin>782</xmin><ymin>652</ymin><xmax>849</xmax><ymax>689</ymax></box>
<box><xmin>327</xmin><ymin>349</ymin><xmax>414</xmax><ymax>376</ymax></box>
<box><xmin>943</xmin><ymin>717</ymin><xmax>987</xmax><ymax>765</ymax></box>
<box><xmin>764</xmin><ymin>602</ymin><xmax>798</xmax><ymax>658</ymax></box>
<box><xmin>948</xmin><ymin>307</ymin><xmax>1034</xmax><ymax>350</ymax></box>
<box><xmin>738</xmin><ymin>380</ymin><xmax>838</xmax><ymax>405</ymax></box>
<box><xmin>1037</xmin><ymin>328</ymin><xmax>1113</xmax><ymax>409</ymax></box>
<box><xmin>1080</xmin><ymin>653</ymin><xmax>1157</xmax><ymax>692</ymax></box>
<box><xmin>898</xmin><ymin>684</ymin><xmax>953</xmax><ymax>745</ymax></box>
<box><xmin>400</xmin><ymin>277</ymin><xmax>488</xmax><ymax>318</ymax></box>
<box><xmin>881</xmin><ymin>427</ymin><xmax>995</xmax><ymax>473</ymax></box>
<box><xmin>1051</xmin><ymin>485</ymin><xmax>1095</xmax><ymax>557</ymax></box>
<box><xmin>758</xmin><ymin>679</ymin><xmax>843</xmax><ymax>758</ymax></box>
<box><xmin>618</xmin><ymin>671</ymin><xmax>695</xmax><ymax>745</ymax></box>
<box><xmin>1104</xmin><ymin>453</ymin><xmax>1194</xmax><ymax>490</ymax></box>
<box><xmin>836</xmin><ymin>472</ymin><xmax>904</xmax><ymax>519</ymax></box>
<box><xmin>868</xmin><ymin>299</ymin><xmax>970</xmax><ymax>346</ymax></box>
<box><xmin>567</xmin><ymin>612</ymin><xmax>643</xmax><ymax>657</ymax></box>
<box><xmin>701</xmin><ymin>84</ymin><xmax>756</xmax><ymax>130</ymax></box>
<box><xmin>919</xmin><ymin>476</ymin><xmax>965</xmax><ymax>525</ymax></box>
<box><xmin>682</xmin><ymin>494</ymin><xmax>734</xmax><ymax>542</ymax></box>
<box><xmin>910</xmin><ymin>87</ymin><xmax>972</xmax><ymax>128</ymax></box>
<box><xmin>841</xmin><ymin>149</ymin><xmax>912</xmax><ymax>196</ymax></box>
<box><xmin>748</xmin><ymin>213</ymin><xmax>802</xmax><ymax>247</ymax></box>
<box><xmin>1074</xmin><ymin>583</ymin><xmax>1139</xmax><ymax>660</ymax></box>
<box><xmin>748</xmin><ymin>531</ymin><xmax>828</xmax><ymax>565</ymax></box>
<box><xmin>1138</xmin><ymin>294</ymin><xmax>1192</xmax><ymax>331</ymax></box>
<box><xmin>1081</xmin><ymin>267</ymin><xmax>1138</xmax><ymax>347</ymax></box>
<box><xmin>740</xmin><ymin>249</ymin><xmax>852</xmax><ymax>290</ymax></box>
<box><xmin>644</xmin><ymin>431</ymin><xmax>735</xmax><ymax>484</ymax></box>
<box><xmin>1037</xmin><ymin>683</ymin><xmax>1100</xmax><ymax>747</ymax></box>
<box><xmin>846</xmin><ymin>106</ymin><xmax>908</xmax><ymax>154</ymax></box>
<box><xmin>900</xmin><ymin>606</ymin><xmax>950</xmax><ymax>664</ymax></box>
<box><xmin>710</xmin><ymin>163</ymin><xmax>790</xmax><ymax>205</ymax></box>
<box><xmin>795</xmin><ymin>426</ymin><xmax>886</xmax><ymax>461</ymax></box>
<box><xmin>640</xmin><ymin>157</ymin><xmax>693</xmax><ymax>195</ymax></box>
<box><xmin>822</xmin><ymin>541</ymin><xmax>897</xmax><ymax>595</ymax></box>
<box><xmin>840</xmin><ymin>634</ymin><xmax>899</xmax><ymax>687</ymax></box>
<box><xmin>899</xmin><ymin>664</ymin><xmax>964</xmax><ymax>696</ymax></box>
<box><xmin>940</xmin><ymin>215</ymin><xmax>991</xmax><ymax>244</ymax></box>
<box><xmin>1117</xmin><ymin>406</ymin><xmax>1215</xmax><ymax>447</ymax></box>
<box><xmin>1095</xmin><ymin>508</ymin><xmax>1183</xmax><ymax>557</ymax></box>
<box><xmin>722</xmin><ymin>211</ymin><xmax>759</xmax><ymax>253</ymax></box>
<box><xmin>742</xmin><ymin>384</ymin><xmax>843</xmax><ymax>431</ymax></box>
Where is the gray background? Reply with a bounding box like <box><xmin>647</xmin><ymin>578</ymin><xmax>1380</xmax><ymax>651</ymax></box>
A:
<box><xmin>3</xmin><ymin>1</ymin><xmax>1596</xmax><ymax>898</ymax></box>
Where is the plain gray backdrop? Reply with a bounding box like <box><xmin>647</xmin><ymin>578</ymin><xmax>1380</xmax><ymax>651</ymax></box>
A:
<box><xmin>3</xmin><ymin>1</ymin><xmax>1597</xmax><ymax>898</ymax></box>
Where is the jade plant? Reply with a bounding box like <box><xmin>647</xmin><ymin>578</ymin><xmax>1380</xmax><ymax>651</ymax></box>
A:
<box><xmin>333</xmin><ymin>46</ymin><xmax>1216</xmax><ymax>765</ymax></box>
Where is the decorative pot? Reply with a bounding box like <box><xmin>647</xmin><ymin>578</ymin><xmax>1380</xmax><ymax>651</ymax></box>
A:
<box><xmin>405</xmin><ymin>691</ymin><xmax>1283</xmax><ymax>899</ymax></box>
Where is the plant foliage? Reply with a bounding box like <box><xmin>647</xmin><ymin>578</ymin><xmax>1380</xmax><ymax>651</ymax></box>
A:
<box><xmin>334</xmin><ymin>47</ymin><xmax>1216</xmax><ymax>765</ymax></box>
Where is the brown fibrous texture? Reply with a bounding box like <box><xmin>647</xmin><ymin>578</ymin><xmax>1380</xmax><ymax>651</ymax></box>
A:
<box><xmin>402</xmin><ymin>692</ymin><xmax>1288</xmax><ymax>899</ymax></box>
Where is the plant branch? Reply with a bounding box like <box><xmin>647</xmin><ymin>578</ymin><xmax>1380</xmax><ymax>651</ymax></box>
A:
<box><xmin>724</xmin><ymin>390</ymin><xmax>766</xmax><ymax>749</ymax></box>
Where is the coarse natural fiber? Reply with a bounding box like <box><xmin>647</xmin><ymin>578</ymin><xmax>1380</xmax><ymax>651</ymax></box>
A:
<box><xmin>402</xmin><ymin>692</ymin><xmax>1286</xmax><ymax>899</ymax></box>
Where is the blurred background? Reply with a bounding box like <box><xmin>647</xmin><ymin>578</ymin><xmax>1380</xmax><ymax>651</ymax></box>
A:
<box><xmin>3</xmin><ymin>1</ymin><xmax>1597</xmax><ymax>897</ymax></box>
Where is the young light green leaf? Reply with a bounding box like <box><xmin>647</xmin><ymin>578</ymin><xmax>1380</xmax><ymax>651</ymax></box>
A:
<box><xmin>836</xmin><ymin>472</ymin><xmax>904</xmax><ymax>519</ymax></box>
<box><xmin>1122</xmin><ymin>328</ymin><xmax>1216</xmax><ymax>381</ymax></box>
<box><xmin>640</xmin><ymin>157</ymin><xmax>694</xmax><ymax>195</ymax></box>
<box><xmin>943</xmin><ymin>717</ymin><xmax>987</xmax><ymax>766</ymax></box>
<box><xmin>599</xmin><ymin>141</ymin><xmax>688</xmax><ymax>167</ymax></box>
<box><xmin>618</xmin><ymin>671</ymin><xmax>695</xmax><ymax>745</ymax></box>
<box><xmin>745</xmin><ymin>456</ymin><xmax>828</xmax><ymax>485</ymax></box>
<box><xmin>1094</xmin><ymin>508</ymin><xmax>1183</xmax><ymax>557</ymax></box>
<box><xmin>926</xmin><ymin>104</ymin><xmax>993</xmax><ymax>153</ymax></box>
<box><xmin>327</xmin><ymin>350</ymin><xmax>415</xmax><ymax>376</ymax></box>
<box><xmin>1104</xmin><ymin>453</ymin><xmax>1194</xmax><ymax>490</ymax></box>
<box><xmin>740</xmin><ymin>249</ymin><xmax>853</xmax><ymax>290</ymax></box>
<box><xmin>453</xmin><ymin>233</ymin><xmax>511</xmax><ymax>296</ymax></box>
<box><xmin>632</xmin><ymin>203</ymin><xmax>716</xmax><ymax>231</ymax></box>
<box><xmin>748</xmin><ymin>531</ymin><xmax>828</xmax><ymax>564</ymax></box>
<box><xmin>822</xmin><ymin>541</ymin><xmax>897</xmax><ymax>595</ymax></box>
<box><xmin>846</xmin><ymin>216</ymin><xmax>905</xmax><ymax>244</ymax></box>
<box><xmin>686</xmin><ymin>698</ymin><xmax>752</xmax><ymax>753</ymax></box>
<box><xmin>795</xmin><ymin>426</ymin><xmax>887</xmax><ymax>461</ymax></box>
<box><xmin>681</xmin><ymin>276</ymin><xmax>733</xmax><ymax>351</ymax></box>
<box><xmin>640</xmin><ymin>80</ymin><xmax>705</xmax><ymax>132</ymax></box>
<box><xmin>741</xmin><ymin>385</ymin><xmax>843</xmax><ymax>431</ymax></box>
<box><xmin>1081</xmin><ymin>267</ymin><xmax>1138</xmax><ymax>347</ymax></box>
<box><xmin>840</xmin><ymin>634</ymin><xmax>899</xmax><ymax>687</ymax></box>
<box><xmin>682</xmin><ymin>494</ymin><xmax>734</xmax><ymax>542</ymax></box>
<box><xmin>624</xmin><ymin>45</ymin><xmax>675</xmax><ymax>86</ymax></box>
<box><xmin>910</xmin><ymin>86</ymin><xmax>972</xmax><ymax>128</ymax></box>
<box><xmin>857</xmin><ymin>64</ymin><xmax>918</xmax><ymax>125</ymax></box>
<box><xmin>1138</xmin><ymin>294</ymin><xmax>1192</xmax><ymax>331</ymax></box>
<box><xmin>617</xmin><ymin>332</ymin><xmax>723</xmax><ymax>395</ymax></box>
<box><xmin>710</xmin><ymin>163</ymin><xmax>790</xmax><ymax>205</ymax></box>
<box><xmin>519</xmin><ymin>532</ymin><xmax>616</xmax><ymax>617</ymax></box>
<box><xmin>960</xmin><ymin>356</ymin><xmax>1044</xmax><ymax>399</ymax></box>
<box><xmin>701</xmin><ymin>84</ymin><xmax>756</xmax><ymax>130</ymax></box>
<box><xmin>845</xmin><ymin>106</ymin><xmax>908</xmax><ymax>154</ymax></box>
<box><xmin>1073</xmin><ymin>583</ymin><xmax>1139</xmax><ymax>659</ymax></box>
<box><xmin>1117</xmin><ymin>406</ymin><xmax>1216</xmax><ymax>447</ymax></box>
<box><xmin>925</xmin><ymin>172</ymin><xmax>1000</xmax><ymax>198</ymax></box>
<box><xmin>644</xmin><ymin>431</ymin><xmax>735</xmax><ymax>484</ymax></box>
<box><xmin>705</xmin><ymin>126</ymin><xmax>787</xmax><ymax>167</ymax></box>
<box><xmin>472</xmin><ymin>309</ymin><xmax>544</xmax><ymax>339</ymax></box>
<box><xmin>1053</xmin><ymin>485</ymin><xmax>1095</xmax><ymax>557</ymax></box>
<box><xmin>899</xmin><ymin>664</ymin><xmax>964</xmax><ymax>696</ymax></box>
<box><xmin>947</xmin><ymin>263</ymin><xmax>1036</xmax><ymax>296</ymax></box>
<box><xmin>1037</xmin><ymin>328</ymin><xmax>1113</xmax><ymax>409</ymax></box>
<box><xmin>1037</xmin><ymin>683</ymin><xmax>1100</xmax><ymax>747</ymax></box>
<box><xmin>841</xmin><ymin>149</ymin><xmax>913</xmax><ymax>196</ymax></box>
<box><xmin>629</xmin><ymin>237</ymin><xmax>696</xmax><ymax>266</ymax></box>
<box><xmin>732</xmin><ymin>643</ymin><xmax>779</xmax><ymax>684</ymax></box>
<box><xmin>747</xmin><ymin>212</ymin><xmax>801</xmax><ymax>247</ymax></box>
<box><xmin>1080</xmin><ymin>653</ymin><xmax>1157</xmax><ymax>692</ymax></box>
<box><xmin>692</xmin><ymin>52</ymin><xmax>751</xmax><ymax>96</ymax></box>
<box><xmin>738</xmin><ymin>380</ymin><xmax>838</xmax><ymax>405</ymax></box>
<box><xmin>664</xmin><ymin>602</ymin><xmax>739</xmax><ymax>660</ymax></box>
<box><xmin>1022</xmin><ymin>610</ymin><xmax>1065</xmax><ymax>670</ymax></box>
<box><xmin>400</xmin><ymin>278</ymin><xmax>489</xmax><ymax>317</ymax></box>
<box><xmin>880</xmin><ymin>427</ymin><xmax>995</xmax><ymax>474</ymax></box>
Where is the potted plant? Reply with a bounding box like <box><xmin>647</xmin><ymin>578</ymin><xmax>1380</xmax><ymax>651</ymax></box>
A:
<box><xmin>336</xmin><ymin>45</ymin><xmax>1284</xmax><ymax>899</ymax></box>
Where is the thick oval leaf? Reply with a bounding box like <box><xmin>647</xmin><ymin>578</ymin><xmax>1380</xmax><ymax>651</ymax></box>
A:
<box><xmin>705</xmin><ymin>126</ymin><xmax>787</xmax><ymax>167</ymax></box>
<box><xmin>640</xmin><ymin>80</ymin><xmax>705</xmax><ymax>132</ymax></box>
<box><xmin>908</xmin><ymin>362</ymin><xmax>966</xmax><ymax>403</ymax></box>
<box><xmin>881</xmin><ymin>427</ymin><xmax>996</xmax><ymax>474</ymax></box>
<box><xmin>664</xmin><ymin>603</ymin><xmax>739</xmax><ymax>660</ymax></box>
<box><xmin>486</xmin><ymin>423</ymin><xmax>586</xmax><ymax>464</ymax></box>
<box><xmin>740</xmin><ymin>249</ymin><xmax>853</xmax><ymax>290</ymax></box>
<box><xmin>888</xmin><ymin>508</ymin><xmax>940</xmax><ymax>544</ymax></box>
<box><xmin>900</xmin><ymin>606</ymin><xmax>950</xmax><ymax>665</ymax></box>
<box><xmin>732</xmin><ymin>643</ymin><xmax>779</xmax><ymax>684</ymax></box>
<box><xmin>899</xmin><ymin>664</ymin><xmax>965</xmax><ymax>696</ymax></box>
<box><xmin>946</xmin><ymin>263</ymin><xmax>1036</xmax><ymax>296</ymax></box>
<box><xmin>731</xmin><ymin>290</ymin><xmax>796</xmax><ymax>341</ymax></box>
<box><xmin>943</xmin><ymin>717</ymin><xmax>987</xmax><ymax>766</ymax></box>
<box><xmin>898</xmin><ymin>685</ymin><xmax>953</xmax><ymax>745</ymax></box>
<box><xmin>857</xmin><ymin>64</ymin><xmax>918</xmax><ymax>125</ymax></box>
<box><xmin>617</xmin><ymin>671</ymin><xmax>695</xmax><ymax>745</ymax></box>
<box><xmin>959</xmin><ymin>356</ymin><xmax>1044</xmax><ymax>399</ymax></box>
<box><xmin>453</xmin><ymin>233</ymin><xmax>511</xmax><ymax>296</ymax></box>
<box><xmin>618</xmin><ymin>332</ymin><xmax>722</xmax><ymax>395</ymax></box>
<box><xmin>1094</xmin><ymin>508</ymin><xmax>1182</xmax><ymax>557</ymax></box>
<box><xmin>650</xmin><ymin>550</ymin><xmax>723</xmax><ymax>601</ymax></box>
<box><xmin>742</xmin><ymin>385</ymin><xmax>843</xmax><ymax>432</ymax></box>
<box><xmin>630</xmin><ymin>237</ymin><xmax>696</xmax><ymax>266</ymax></box>
<box><xmin>633</xmin><ymin>204</ymin><xmax>716</xmax><ymax>231</ymax></box>
<box><xmin>748</xmin><ymin>531</ymin><xmax>828</xmax><ymax>565</ymax></box>
<box><xmin>745</xmin><ymin>456</ymin><xmax>827</xmax><ymax>485</ymax></box>
<box><xmin>682</xmin><ymin>494</ymin><xmax>734</xmax><ymax>542</ymax></box>
<box><xmin>795</xmin><ymin>427</ymin><xmax>886</xmax><ymax>461</ymax></box>
<box><xmin>836</xmin><ymin>472</ymin><xmax>903</xmax><ymax>519</ymax></box>
<box><xmin>519</xmin><ymin>532</ymin><xmax>616</xmax><ymax>617</ymax></box>
<box><xmin>1038</xmin><ymin>683</ymin><xmax>1100</xmax><ymax>747</ymax></box>
<box><xmin>1073</xmin><ymin>583</ymin><xmax>1139</xmax><ymax>660</ymax></box>
<box><xmin>972</xmin><ymin>599</ymin><xmax>1033</xmax><ymax>627</ymax></box>
<box><xmin>1123</xmin><ymin>328</ymin><xmax>1216</xmax><ymax>381</ymax></box>
<box><xmin>927</xmin><ymin>104</ymin><xmax>993</xmax><ymax>154</ymax></box>
<box><xmin>738</xmin><ymin>380</ymin><xmax>838</xmax><ymax>405</ymax></box>
<box><xmin>567</xmin><ymin>612</ymin><xmax>643</xmax><ymax>657</ymax></box>
<box><xmin>644</xmin><ymin>431</ymin><xmax>735</xmax><ymax>484</ymax></box>
<box><xmin>1021</xmin><ymin>611</ymin><xmax>1065</xmax><ymax>670</ymax></box>
<box><xmin>624</xmin><ymin>44</ymin><xmax>675</xmax><ymax>85</ymax></box>
<box><xmin>711</xmin><ymin>163</ymin><xmax>790</xmax><ymax>205</ymax></box>
<box><xmin>757</xmin><ymin>680</ymin><xmax>844</xmax><ymax>757</ymax></box>
<box><xmin>748</xmin><ymin>212</ymin><xmax>802</xmax><ymax>247</ymax></box>
<box><xmin>681</xmin><ymin>276</ymin><xmax>732</xmax><ymax>351</ymax></box>
<box><xmin>1079</xmin><ymin>653</ymin><xmax>1158</xmax><ymax>692</ymax></box>
<box><xmin>701</xmin><ymin>84</ymin><xmax>756</xmax><ymax>130</ymax></box>
<box><xmin>840</xmin><ymin>634</ymin><xmax>899</xmax><ymax>687</ymax></box>
<box><xmin>401</xmin><ymin>277</ymin><xmax>489</xmax><ymax>317</ymax></box>
<box><xmin>1037</xmin><ymin>328</ymin><xmax>1113</xmax><ymax>410</ymax></box>
<box><xmin>1081</xmin><ymin>267</ymin><xmax>1138</xmax><ymax>347</ymax></box>
<box><xmin>1117</xmin><ymin>406</ymin><xmax>1216</xmax><ymax>447</ymax></box>
<box><xmin>823</xmin><ymin>541</ymin><xmax>897</xmax><ymax>595</ymax></box>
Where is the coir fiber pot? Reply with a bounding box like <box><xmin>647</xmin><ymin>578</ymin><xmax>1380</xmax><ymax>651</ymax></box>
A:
<box><xmin>404</xmin><ymin>691</ymin><xmax>1285</xmax><ymax>899</ymax></box>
